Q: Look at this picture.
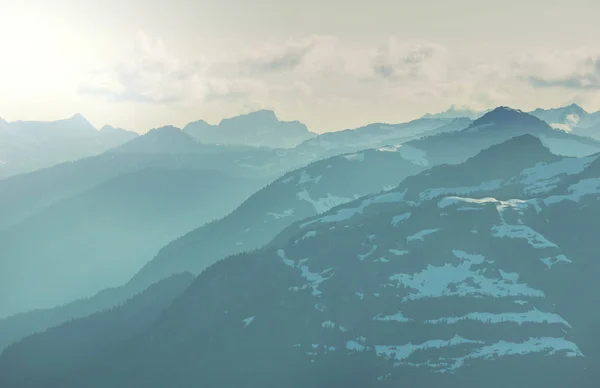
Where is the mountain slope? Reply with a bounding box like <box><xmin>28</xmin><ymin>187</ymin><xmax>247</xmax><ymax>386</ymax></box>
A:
<box><xmin>0</xmin><ymin>167</ymin><xmax>261</xmax><ymax>317</ymax></box>
<box><xmin>0</xmin><ymin>272</ymin><xmax>194</xmax><ymax>386</ymax></box>
<box><xmin>183</xmin><ymin>109</ymin><xmax>315</xmax><ymax>148</ymax></box>
<box><xmin>128</xmin><ymin>147</ymin><xmax>430</xmax><ymax>289</ymax></box>
<box><xmin>131</xmin><ymin>134</ymin><xmax>563</xmax><ymax>292</ymax></box>
<box><xmin>3</xmin><ymin>138</ymin><xmax>599</xmax><ymax>387</ymax></box>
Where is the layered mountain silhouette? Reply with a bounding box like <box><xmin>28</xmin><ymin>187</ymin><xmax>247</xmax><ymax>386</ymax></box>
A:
<box><xmin>183</xmin><ymin>109</ymin><xmax>315</xmax><ymax>148</ymax></box>
<box><xmin>4</xmin><ymin>108</ymin><xmax>600</xmax><ymax>349</ymax></box>
<box><xmin>0</xmin><ymin>114</ymin><xmax>137</xmax><ymax>179</ymax></box>
<box><xmin>0</xmin><ymin>167</ymin><xmax>261</xmax><ymax>317</ymax></box>
<box><xmin>0</xmin><ymin>126</ymin><xmax>302</xmax><ymax>232</ymax></box>
<box><xmin>2</xmin><ymin>134</ymin><xmax>599</xmax><ymax>387</ymax></box>
<box><xmin>421</xmin><ymin>105</ymin><xmax>489</xmax><ymax>119</ymax></box>
<box><xmin>2</xmin><ymin>106</ymin><xmax>600</xmax><ymax>387</ymax></box>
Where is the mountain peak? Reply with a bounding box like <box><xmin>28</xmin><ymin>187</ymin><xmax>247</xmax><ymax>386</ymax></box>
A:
<box><xmin>111</xmin><ymin>125</ymin><xmax>200</xmax><ymax>154</ymax></box>
<box><xmin>54</xmin><ymin>113</ymin><xmax>96</xmax><ymax>132</ymax></box>
<box><xmin>565</xmin><ymin>103</ymin><xmax>587</xmax><ymax>114</ymax></box>
<box><xmin>100</xmin><ymin>124</ymin><xmax>116</xmax><ymax>132</ymax></box>
<box><xmin>568</xmin><ymin>103</ymin><xmax>583</xmax><ymax>109</ymax></box>
<box><xmin>468</xmin><ymin>106</ymin><xmax>547</xmax><ymax>130</ymax></box>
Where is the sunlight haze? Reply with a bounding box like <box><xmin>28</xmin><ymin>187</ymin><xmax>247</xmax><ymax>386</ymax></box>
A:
<box><xmin>2</xmin><ymin>0</ymin><xmax>600</xmax><ymax>133</ymax></box>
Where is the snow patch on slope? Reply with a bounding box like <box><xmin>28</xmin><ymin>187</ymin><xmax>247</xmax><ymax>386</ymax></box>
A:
<box><xmin>389</xmin><ymin>250</ymin><xmax>545</xmax><ymax>301</ymax></box>
<box><xmin>296</xmin><ymin>190</ymin><xmax>352</xmax><ymax>214</ymax></box>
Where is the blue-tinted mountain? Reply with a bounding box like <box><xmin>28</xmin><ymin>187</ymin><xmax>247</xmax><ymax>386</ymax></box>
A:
<box><xmin>0</xmin><ymin>126</ymin><xmax>304</xmax><ymax>232</ymax></box>
<box><xmin>0</xmin><ymin>114</ymin><xmax>138</xmax><ymax>179</ymax></box>
<box><xmin>0</xmin><ymin>120</ymin><xmax>573</xmax><ymax>347</ymax></box>
<box><xmin>183</xmin><ymin>109</ymin><xmax>315</xmax><ymax>148</ymax></box>
<box><xmin>0</xmin><ymin>108</ymin><xmax>594</xmax><ymax>351</ymax></box>
<box><xmin>0</xmin><ymin>134</ymin><xmax>563</xmax><ymax>352</ymax></box>
<box><xmin>2</xmin><ymin>137</ymin><xmax>598</xmax><ymax>387</ymax></box>
<box><xmin>0</xmin><ymin>167</ymin><xmax>261</xmax><ymax>318</ymax></box>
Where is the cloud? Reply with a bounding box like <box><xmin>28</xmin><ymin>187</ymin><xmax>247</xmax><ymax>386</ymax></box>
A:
<box><xmin>211</xmin><ymin>35</ymin><xmax>344</xmax><ymax>78</ymax></box>
<box><xmin>230</xmin><ymin>41</ymin><xmax>313</xmax><ymax>75</ymax></box>
<box><xmin>516</xmin><ymin>48</ymin><xmax>600</xmax><ymax>90</ymax></box>
<box><xmin>370</xmin><ymin>39</ymin><xmax>449</xmax><ymax>82</ymax></box>
<box><xmin>79</xmin><ymin>31</ymin><xmax>209</xmax><ymax>104</ymax></box>
<box><xmin>78</xmin><ymin>31</ymin><xmax>600</xmax><ymax>126</ymax></box>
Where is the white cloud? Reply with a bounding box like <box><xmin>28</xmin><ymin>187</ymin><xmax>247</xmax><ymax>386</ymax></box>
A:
<box><xmin>77</xmin><ymin>31</ymin><xmax>600</xmax><ymax>131</ymax></box>
<box><xmin>79</xmin><ymin>31</ymin><xmax>210</xmax><ymax>104</ymax></box>
<box><xmin>370</xmin><ymin>39</ymin><xmax>449</xmax><ymax>82</ymax></box>
<box><xmin>514</xmin><ymin>47</ymin><xmax>600</xmax><ymax>90</ymax></box>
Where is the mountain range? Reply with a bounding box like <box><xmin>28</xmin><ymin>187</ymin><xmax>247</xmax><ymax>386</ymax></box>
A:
<box><xmin>1</xmin><ymin>132</ymin><xmax>599</xmax><ymax>387</ymax></box>
<box><xmin>2</xmin><ymin>107</ymin><xmax>600</xmax><ymax>347</ymax></box>
<box><xmin>1</xmin><ymin>104</ymin><xmax>600</xmax><ymax>387</ymax></box>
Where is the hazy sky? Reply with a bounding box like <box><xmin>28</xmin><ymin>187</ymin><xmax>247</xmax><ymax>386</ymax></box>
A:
<box><xmin>1</xmin><ymin>0</ymin><xmax>600</xmax><ymax>133</ymax></box>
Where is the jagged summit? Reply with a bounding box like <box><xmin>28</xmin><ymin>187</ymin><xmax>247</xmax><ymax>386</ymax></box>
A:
<box><xmin>183</xmin><ymin>109</ymin><xmax>314</xmax><ymax>148</ymax></box>
<box><xmin>218</xmin><ymin>109</ymin><xmax>280</xmax><ymax>126</ymax></box>
<box><xmin>532</xmin><ymin>103</ymin><xmax>588</xmax><ymax>116</ymax></box>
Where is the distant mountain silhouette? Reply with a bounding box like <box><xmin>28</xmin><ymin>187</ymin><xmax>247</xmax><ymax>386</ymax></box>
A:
<box><xmin>530</xmin><ymin>103</ymin><xmax>600</xmax><ymax>139</ymax></box>
<box><xmin>183</xmin><ymin>109</ymin><xmax>315</xmax><ymax>148</ymax></box>
<box><xmin>421</xmin><ymin>104</ymin><xmax>489</xmax><ymax>119</ymax></box>
<box><xmin>0</xmin><ymin>114</ymin><xmax>137</xmax><ymax>179</ymax></box>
